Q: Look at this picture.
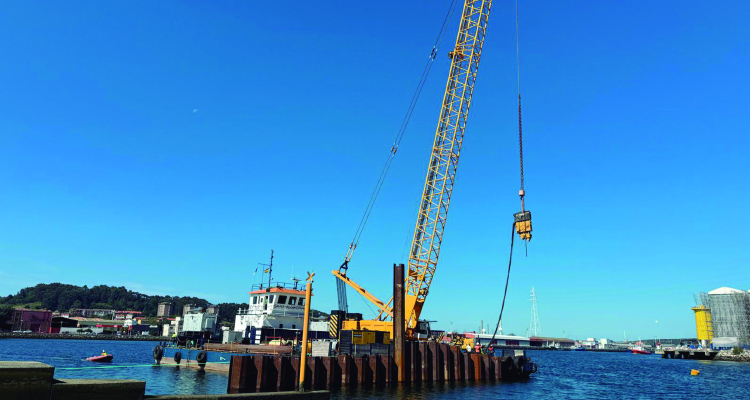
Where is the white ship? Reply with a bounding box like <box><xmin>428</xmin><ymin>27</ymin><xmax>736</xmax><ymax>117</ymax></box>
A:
<box><xmin>233</xmin><ymin>282</ymin><xmax>311</xmax><ymax>344</ymax></box>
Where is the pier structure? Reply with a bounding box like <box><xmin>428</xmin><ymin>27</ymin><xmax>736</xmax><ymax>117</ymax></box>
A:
<box><xmin>662</xmin><ymin>349</ymin><xmax>719</xmax><ymax>360</ymax></box>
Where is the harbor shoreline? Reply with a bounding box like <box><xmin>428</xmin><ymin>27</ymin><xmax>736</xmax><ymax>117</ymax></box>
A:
<box><xmin>0</xmin><ymin>332</ymin><xmax>168</xmax><ymax>341</ymax></box>
<box><xmin>714</xmin><ymin>349</ymin><xmax>750</xmax><ymax>362</ymax></box>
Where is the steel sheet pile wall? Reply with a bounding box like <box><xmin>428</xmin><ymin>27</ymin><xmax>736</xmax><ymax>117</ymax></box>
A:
<box><xmin>227</xmin><ymin>343</ymin><xmax>534</xmax><ymax>393</ymax></box>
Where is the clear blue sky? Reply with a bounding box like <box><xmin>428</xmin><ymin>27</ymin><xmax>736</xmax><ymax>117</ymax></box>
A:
<box><xmin>1</xmin><ymin>1</ymin><xmax>749</xmax><ymax>341</ymax></box>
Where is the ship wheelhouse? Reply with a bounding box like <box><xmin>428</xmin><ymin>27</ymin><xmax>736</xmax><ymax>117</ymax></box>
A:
<box><xmin>233</xmin><ymin>282</ymin><xmax>312</xmax><ymax>344</ymax></box>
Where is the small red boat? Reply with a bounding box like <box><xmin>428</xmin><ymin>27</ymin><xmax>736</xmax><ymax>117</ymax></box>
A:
<box><xmin>630</xmin><ymin>342</ymin><xmax>651</xmax><ymax>355</ymax></box>
<box><xmin>86</xmin><ymin>354</ymin><xmax>114</xmax><ymax>362</ymax></box>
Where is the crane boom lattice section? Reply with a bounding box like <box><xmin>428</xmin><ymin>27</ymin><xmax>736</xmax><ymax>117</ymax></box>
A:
<box><xmin>405</xmin><ymin>0</ymin><xmax>492</xmax><ymax>329</ymax></box>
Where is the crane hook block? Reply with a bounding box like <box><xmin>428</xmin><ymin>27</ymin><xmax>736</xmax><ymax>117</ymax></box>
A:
<box><xmin>514</xmin><ymin>210</ymin><xmax>532</xmax><ymax>241</ymax></box>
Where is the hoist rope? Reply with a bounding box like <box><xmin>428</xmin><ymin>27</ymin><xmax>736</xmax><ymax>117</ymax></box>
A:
<box><xmin>358</xmin><ymin>290</ymin><xmax>377</xmax><ymax>317</ymax></box>
<box><xmin>488</xmin><ymin>0</ymin><xmax>526</xmax><ymax>347</ymax></box>
<box><xmin>515</xmin><ymin>0</ymin><xmax>524</xmax><ymax>193</ymax></box>
<box><xmin>488</xmin><ymin>222</ymin><xmax>516</xmax><ymax>345</ymax></box>
<box><xmin>336</xmin><ymin>275</ymin><xmax>349</xmax><ymax>313</ymax></box>
<box><xmin>342</xmin><ymin>0</ymin><xmax>459</xmax><ymax>263</ymax></box>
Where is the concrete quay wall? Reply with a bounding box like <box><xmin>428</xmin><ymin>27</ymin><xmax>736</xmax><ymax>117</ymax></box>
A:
<box><xmin>0</xmin><ymin>361</ymin><xmax>329</xmax><ymax>400</ymax></box>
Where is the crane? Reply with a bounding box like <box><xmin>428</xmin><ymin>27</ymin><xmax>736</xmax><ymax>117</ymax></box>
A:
<box><xmin>332</xmin><ymin>0</ymin><xmax>530</xmax><ymax>339</ymax></box>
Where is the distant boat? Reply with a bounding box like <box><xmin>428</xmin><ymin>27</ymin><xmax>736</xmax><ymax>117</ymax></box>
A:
<box><xmin>630</xmin><ymin>341</ymin><xmax>651</xmax><ymax>355</ymax></box>
<box><xmin>571</xmin><ymin>346</ymin><xmax>586</xmax><ymax>351</ymax></box>
<box><xmin>86</xmin><ymin>354</ymin><xmax>113</xmax><ymax>362</ymax></box>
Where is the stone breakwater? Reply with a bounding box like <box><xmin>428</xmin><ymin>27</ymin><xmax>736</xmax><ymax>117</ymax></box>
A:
<box><xmin>0</xmin><ymin>332</ymin><xmax>167</xmax><ymax>341</ymax></box>
<box><xmin>714</xmin><ymin>349</ymin><xmax>750</xmax><ymax>362</ymax></box>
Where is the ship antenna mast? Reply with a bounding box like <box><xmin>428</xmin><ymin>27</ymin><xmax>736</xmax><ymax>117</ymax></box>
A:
<box><xmin>258</xmin><ymin>249</ymin><xmax>274</xmax><ymax>289</ymax></box>
<box><xmin>268</xmin><ymin>250</ymin><xmax>274</xmax><ymax>288</ymax></box>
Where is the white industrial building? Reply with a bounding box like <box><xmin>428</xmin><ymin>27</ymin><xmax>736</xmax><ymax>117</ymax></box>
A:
<box><xmin>705</xmin><ymin>287</ymin><xmax>750</xmax><ymax>347</ymax></box>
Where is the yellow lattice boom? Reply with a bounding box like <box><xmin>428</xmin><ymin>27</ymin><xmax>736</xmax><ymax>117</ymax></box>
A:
<box><xmin>404</xmin><ymin>0</ymin><xmax>493</xmax><ymax>330</ymax></box>
<box><xmin>331</xmin><ymin>0</ymin><xmax>494</xmax><ymax>338</ymax></box>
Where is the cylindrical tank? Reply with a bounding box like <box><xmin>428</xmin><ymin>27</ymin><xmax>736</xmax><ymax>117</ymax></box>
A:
<box><xmin>691</xmin><ymin>305</ymin><xmax>713</xmax><ymax>341</ymax></box>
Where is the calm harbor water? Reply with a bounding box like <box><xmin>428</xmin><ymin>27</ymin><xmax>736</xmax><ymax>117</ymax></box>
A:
<box><xmin>1</xmin><ymin>339</ymin><xmax>750</xmax><ymax>398</ymax></box>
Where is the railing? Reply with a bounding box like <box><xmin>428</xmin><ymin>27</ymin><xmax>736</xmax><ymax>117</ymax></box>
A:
<box><xmin>251</xmin><ymin>281</ymin><xmax>303</xmax><ymax>291</ymax></box>
<box><xmin>235</xmin><ymin>304</ymin><xmax>304</xmax><ymax>317</ymax></box>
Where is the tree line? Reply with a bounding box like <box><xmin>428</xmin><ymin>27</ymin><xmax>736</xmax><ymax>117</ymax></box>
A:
<box><xmin>0</xmin><ymin>283</ymin><xmax>243</xmax><ymax>323</ymax></box>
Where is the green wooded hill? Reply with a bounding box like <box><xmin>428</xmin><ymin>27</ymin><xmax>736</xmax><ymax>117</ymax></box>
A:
<box><xmin>0</xmin><ymin>283</ymin><xmax>243</xmax><ymax>323</ymax></box>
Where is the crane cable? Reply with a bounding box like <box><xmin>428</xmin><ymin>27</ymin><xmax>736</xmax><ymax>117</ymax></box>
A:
<box><xmin>340</xmin><ymin>0</ymin><xmax>460</xmax><ymax>269</ymax></box>
<box><xmin>489</xmin><ymin>0</ymin><xmax>525</xmax><ymax>348</ymax></box>
<box><xmin>515</xmin><ymin>0</ymin><xmax>525</xmax><ymax>212</ymax></box>
<box><xmin>488</xmin><ymin>222</ymin><xmax>516</xmax><ymax>346</ymax></box>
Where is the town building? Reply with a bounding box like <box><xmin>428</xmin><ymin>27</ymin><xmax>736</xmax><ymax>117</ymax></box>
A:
<box><xmin>11</xmin><ymin>309</ymin><xmax>52</xmax><ymax>333</ymax></box>
<box><xmin>183</xmin><ymin>304</ymin><xmax>201</xmax><ymax>316</ymax></box>
<box><xmin>50</xmin><ymin>316</ymin><xmax>79</xmax><ymax>334</ymax></box>
<box><xmin>163</xmin><ymin>317</ymin><xmax>182</xmax><ymax>337</ymax></box>
<box><xmin>157</xmin><ymin>302</ymin><xmax>173</xmax><ymax>317</ymax></box>
<box><xmin>114</xmin><ymin>311</ymin><xmax>142</xmax><ymax>320</ymax></box>
<box><xmin>69</xmin><ymin>309</ymin><xmax>116</xmax><ymax>318</ymax></box>
<box><xmin>71</xmin><ymin>317</ymin><xmax>123</xmax><ymax>334</ymax></box>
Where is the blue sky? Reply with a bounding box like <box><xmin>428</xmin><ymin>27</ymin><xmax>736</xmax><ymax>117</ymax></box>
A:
<box><xmin>1</xmin><ymin>1</ymin><xmax>749</xmax><ymax>341</ymax></box>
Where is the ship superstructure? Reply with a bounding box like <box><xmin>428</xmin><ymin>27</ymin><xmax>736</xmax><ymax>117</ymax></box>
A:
<box><xmin>234</xmin><ymin>282</ymin><xmax>310</xmax><ymax>344</ymax></box>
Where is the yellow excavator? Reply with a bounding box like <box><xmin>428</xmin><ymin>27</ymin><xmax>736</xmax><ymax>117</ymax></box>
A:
<box><xmin>332</xmin><ymin>0</ymin><xmax>532</xmax><ymax>341</ymax></box>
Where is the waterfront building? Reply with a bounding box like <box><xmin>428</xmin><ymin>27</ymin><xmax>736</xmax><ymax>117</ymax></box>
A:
<box><xmin>50</xmin><ymin>316</ymin><xmax>79</xmax><ymax>334</ymax></box>
<box><xmin>157</xmin><ymin>302</ymin><xmax>173</xmax><ymax>317</ymax></box>
<box><xmin>11</xmin><ymin>309</ymin><xmax>52</xmax><ymax>333</ymax></box>
<box><xmin>529</xmin><ymin>336</ymin><xmax>576</xmax><ymax>349</ymax></box>
<box><xmin>163</xmin><ymin>317</ymin><xmax>181</xmax><ymax>337</ymax></box>
<box><xmin>69</xmin><ymin>317</ymin><xmax>123</xmax><ymax>334</ymax></box>
<box><xmin>206</xmin><ymin>304</ymin><xmax>220</xmax><ymax>315</ymax></box>
<box><xmin>465</xmin><ymin>332</ymin><xmax>532</xmax><ymax>347</ymax></box>
<box><xmin>582</xmin><ymin>338</ymin><xmax>597</xmax><ymax>349</ymax></box>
